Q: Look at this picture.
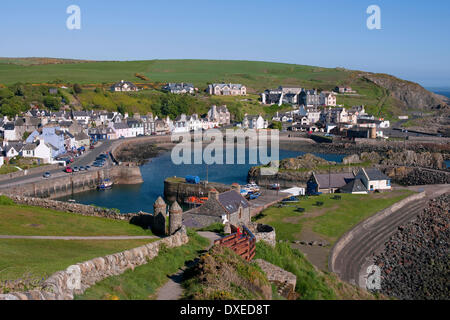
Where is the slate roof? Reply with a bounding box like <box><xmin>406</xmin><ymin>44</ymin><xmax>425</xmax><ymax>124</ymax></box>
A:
<box><xmin>186</xmin><ymin>190</ymin><xmax>249</xmax><ymax>217</ymax></box>
<box><xmin>218</xmin><ymin>190</ymin><xmax>250</xmax><ymax>213</ymax></box>
<box><xmin>340</xmin><ymin>179</ymin><xmax>367</xmax><ymax>194</ymax></box>
<box><xmin>314</xmin><ymin>172</ymin><xmax>355</xmax><ymax>189</ymax></box>
<box><xmin>363</xmin><ymin>168</ymin><xmax>390</xmax><ymax>181</ymax></box>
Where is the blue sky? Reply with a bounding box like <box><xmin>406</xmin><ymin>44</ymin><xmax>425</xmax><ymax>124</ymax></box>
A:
<box><xmin>0</xmin><ymin>0</ymin><xmax>449</xmax><ymax>87</ymax></box>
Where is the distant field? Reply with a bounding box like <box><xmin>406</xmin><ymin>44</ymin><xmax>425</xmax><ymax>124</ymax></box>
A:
<box><xmin>0</xmin><ymin>59</ymin><xmax>352</xmax><ymax>91</ymax></box>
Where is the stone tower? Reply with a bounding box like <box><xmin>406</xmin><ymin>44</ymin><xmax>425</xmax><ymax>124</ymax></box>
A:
<box><xmin>153</xmin><ymin>196</ymin><xmax>167</xmax><ymax>236</ymax></box>
<box><xmin>169</xmin><ymin>201</ymin><xmax>183</xmax><ymax>235</ymax></box>
<box><xmin>153</xmin><ymin>196</ymin><xmax>167</xmax><ymax>218</ymax></box>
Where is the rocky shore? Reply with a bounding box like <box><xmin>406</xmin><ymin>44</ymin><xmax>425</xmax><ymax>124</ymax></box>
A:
<box><xmin>373</xmin><ymin>194</ymin><xmax>449</xmax><ymax>300</ymax></box>
<box><xmin>114</xmin><ymin>142</ymin><xmax>172</xmax><ymax>165</ymax></box>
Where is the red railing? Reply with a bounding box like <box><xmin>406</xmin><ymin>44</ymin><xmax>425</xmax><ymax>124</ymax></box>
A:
<box><xmin>214</xmin><ymin>225</ymin><xmax>256</xmax><ymax>261</ymax></box>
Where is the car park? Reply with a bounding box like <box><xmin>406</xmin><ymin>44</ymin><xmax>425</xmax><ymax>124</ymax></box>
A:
<box><xmin>79</xmin><ymin>166</ymin><xmax>86</xmax><ymax>171</ymax></box>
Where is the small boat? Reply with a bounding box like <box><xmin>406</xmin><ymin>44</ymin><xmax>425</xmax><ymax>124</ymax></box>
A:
<box><xmin>270</xmin><ymin>183</ymin><xmax>280</xmax><ymax>190</ymax></box>
<box><xmin>97</xmin><ymin>179</ymin><xmax>113</xmax><ymax>190</ymax></box>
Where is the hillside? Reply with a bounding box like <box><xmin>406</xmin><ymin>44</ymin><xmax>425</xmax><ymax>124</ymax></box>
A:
<box><xmin>0</xmin><ymin>58</ymin><xmax>446</xmax><ymax>121</ymax></box>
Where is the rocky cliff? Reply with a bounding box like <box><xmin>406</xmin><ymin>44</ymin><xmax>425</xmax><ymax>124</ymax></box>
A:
<box><xmin>361</xmin><ymin>73</ymin><xmax>448</xmax><ymax>111</ymax></box>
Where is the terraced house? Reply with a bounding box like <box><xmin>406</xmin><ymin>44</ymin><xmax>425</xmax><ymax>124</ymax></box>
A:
<box><xmin>207</xmin><ymin>83</ymin><xmax>246</xmax><ymax>96</ymax></box>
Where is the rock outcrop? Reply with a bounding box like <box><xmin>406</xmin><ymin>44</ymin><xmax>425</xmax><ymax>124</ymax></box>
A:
<box><xmin>362</xmin><ymin>73</ymin><xmax>447</xmax><ymax>111</ymax></box>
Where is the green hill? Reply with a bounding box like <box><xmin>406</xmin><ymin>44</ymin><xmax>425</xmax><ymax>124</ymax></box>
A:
<box><xmin>0</xmin><ymin>58</ymin><xmax>446</xmax><ymax>121</ymax></box>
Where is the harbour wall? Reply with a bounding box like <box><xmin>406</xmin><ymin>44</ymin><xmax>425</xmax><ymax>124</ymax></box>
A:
<box><xmin>0</xmin><ymin>165</ymin><xmax>143</xmax><ymax>199</ymax></box>
<box><xmin>164</xmin><ymin>177</ymin><xmax>232</xmax><ymax>203</ymax></box>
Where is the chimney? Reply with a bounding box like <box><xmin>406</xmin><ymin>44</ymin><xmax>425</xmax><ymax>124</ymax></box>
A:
<box><xmin>208</xmin><ymin>188</ymin><xmax>219</xmax><ymax>201</ymax></box>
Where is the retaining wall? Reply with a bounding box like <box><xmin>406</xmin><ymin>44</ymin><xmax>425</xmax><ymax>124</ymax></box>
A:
<box><xmin>0</xmin><ymin>226</ymin><xmax>189</xmax><ymax>300</ymax></box>
<box><xmin>0</xmin><ymin>165</ymin><xmax>143</xmax><ymax>199</ymax></box>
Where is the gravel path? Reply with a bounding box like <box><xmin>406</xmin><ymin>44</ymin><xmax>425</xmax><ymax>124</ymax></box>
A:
<box><xmin>0</xmin><ymin>235</ymin><xmax>157</xmax><ymax>240</ymax></box>
<box><xmin>156</xmin><ymin>231</ymin><xmax>220</xmax><ymax>300</ymax></box>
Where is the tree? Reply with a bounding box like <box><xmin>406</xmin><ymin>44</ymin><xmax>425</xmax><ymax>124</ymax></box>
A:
<box><xmin>270</xmin><ymin>121</ymin><xmax>282</xmax><ymax>131</ymax></box>
<box><xmin>73</xmin><ymin>83</ymin><xmax>83</xmax><ymax>94</ymax></box>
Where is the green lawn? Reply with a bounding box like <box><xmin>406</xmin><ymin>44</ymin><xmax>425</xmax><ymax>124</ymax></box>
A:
<box><xmin>0</xmin><ymin>239</ymin><xmax>155</xmax><ymax>282</ymax></box>
<box><xmin>0</xmin><ymin>203</ymin><xmax>154</xmax><ymax>237</ymax></box>
<box><xmin>76</xmin><ymin>230</ymin><xmax>210</xmax><ymax>300</ymax></box>
<box><xmin>254</xmin><ymin>190</ymin><xmax>414</xmax><ymax>243</ymax></box>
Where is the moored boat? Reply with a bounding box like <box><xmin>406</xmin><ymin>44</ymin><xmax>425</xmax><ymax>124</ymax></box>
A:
<box><xmin>97</xmin><ymin>179</ymin><xmax>113</xmax><ymax>190</ymax></box>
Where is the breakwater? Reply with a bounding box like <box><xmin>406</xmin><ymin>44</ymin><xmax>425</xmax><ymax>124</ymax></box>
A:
<box><xmin>0</xmin><ymin>165</ymin><xmax>143</xmax><ymax>199</ymax></box>
<box><xmin>163</xmin><ymin>177</ymin><xmax>232</xmax><ymax>203</ymax></box>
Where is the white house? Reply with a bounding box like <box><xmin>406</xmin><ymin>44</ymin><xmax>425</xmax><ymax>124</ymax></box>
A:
<box><xmin>0</xmin><ymin>156</ymin><xmax>4</xmax><ymax>168</ymax></box>
<box><xmin>355</xmin><ymin>168</ymin><xmax>392</xmax><ymax>192</ymax></box>
<box><xmin>3</xmin><ymin>123</ymin><xmax>19</xmax><ymax>141</ymax></box>
<box><xmin>243</xmin><ymin>115</ymin><xmax>268</xmax><ymax>130</ymax></box>
<box><xmin>208</xmin><ymin>83</ymin><xmax>246</xmax><ymax>96</ymax></box>
<box><xmin>319</xmin><ymin>92</ymin><xmax>337</xmax><ymax>107</ymax></box>
<box><xmin>21</xmin><ymin>140</ymin><xmax>53</xmax><ymax>164</ymax></box>
<box><xmin>111</xmin><ymin>80</ymin><xmax>138</xmax><ymax>92</ymax></box>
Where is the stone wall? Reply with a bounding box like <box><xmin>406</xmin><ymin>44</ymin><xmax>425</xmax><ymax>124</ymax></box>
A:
<box><xmin>248</xmin><ymin>223</ymin><xmax>276</xmax><ymax>247</ymax></box>
<box><xmin>254</xmin><ymin>259</ymin><xmax>297</xmax><ymax>300</ymax></box>
<box><xmin>164</xmin><ymin>177</ymin><xmax>231</xmax><ymax>203</ymax></box>
<box><xmin>0</xmin><ymin>226</ymin><xmax>189</xmax><ymax>300</ymax></box>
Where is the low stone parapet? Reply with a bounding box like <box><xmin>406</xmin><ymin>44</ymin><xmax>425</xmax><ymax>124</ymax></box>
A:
<box><xmin>254</xmin><ymin>259</ymin><xmax>297</xmax><ymax>299</ymax></box>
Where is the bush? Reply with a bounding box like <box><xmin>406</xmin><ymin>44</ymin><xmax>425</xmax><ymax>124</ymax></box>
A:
<box><xmin>0</xmin><ymin>195</ymin><xmax>15</xmax><ymax>205</ymax></box>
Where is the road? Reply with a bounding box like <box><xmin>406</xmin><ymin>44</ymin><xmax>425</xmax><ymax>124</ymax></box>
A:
<box><xmin>331</xmin><ymin>184</ymin><xmax>450</xmax><ymax>289</ymax></box>
<box><xmin>0</xmin><ymin>140</ymin><xmax>115</xmax><ymax>190</ymax></box>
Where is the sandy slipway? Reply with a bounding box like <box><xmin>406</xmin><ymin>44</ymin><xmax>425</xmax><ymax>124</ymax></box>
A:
<box><xmin>373</xmin><ymin>193</ymin><xmax>449</xmax><ymax>300</ymax></box>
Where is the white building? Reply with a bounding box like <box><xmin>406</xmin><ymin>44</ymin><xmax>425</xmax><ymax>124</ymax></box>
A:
<box><xmin>21</xmin><ymin>140</ymin><xmax>53</xmax><ymax>164</ymax></box>
<box><xmin>319</xmin><ymin>92</ymin><xmax>337</xmax><ymax>107</ymax></box>
<box><xmin>243</xmin><ymin>115</ymin><xmax>268</xmax><ymax>130</ymax></box>
<box><xmin>208</xmin><ymin>83</ymin><xmax>246</xmax><ymax>96</ymax></box>
<box><xmin>355</xmin><ymin>168</ymin><xmax>392</xmax><ymax>192</ymax></box>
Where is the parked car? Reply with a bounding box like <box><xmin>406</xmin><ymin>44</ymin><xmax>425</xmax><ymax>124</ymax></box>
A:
<box><xmin>79</xmin><ymin>166</ymin><xmax>86</xmax><ymax>171</ymax></box>
<box><xmin>65</xmin><ymin>166</ymin><xmax>73</xmax><ymax>173</ymax></box>
<box><xmin>73</xmin><ymin>166</ymin><xmax>79</xmax><ymax>172</ymax></box>
<box><xmin>85</xmin><ymin>165</ymin><xmax>91</xmax><ymax>170</ymax></box>
<box><xmin>90</xmin><ymin>145</ymin><xmax>95</xmax><ymax>149</ymax></box>
<box><xmin>43</xmin><ymin>172</ymin><xmax>51</xmax><ymax>178</ymax></box>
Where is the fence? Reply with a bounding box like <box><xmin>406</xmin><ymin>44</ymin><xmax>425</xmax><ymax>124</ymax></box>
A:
<box><xmin>214</xmin><ymin>225</ymin><xmax>256</xmax><ymax>261</ymax></box>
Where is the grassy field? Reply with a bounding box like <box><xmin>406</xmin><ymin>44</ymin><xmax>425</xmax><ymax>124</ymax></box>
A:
<box><xmin>76</xmin><ymin>230</ymin><xmax>210</xmax><ymax>300</ymax></box>
<box><xmin>0</xmin><ymin>239</ymin><xmax>155</xmax><ymax>282</ymax></box>
<box><xmin>0</xmin><ymin>59</ymin><xmax>352</xmax><ymax>91</ymax></box>
<box><xmin>254</xmin><ymin>190</ymin><xmax>414</xmax><ymax>243</ymax></box>
<box><xmin>0</xmin><ymin>197</ymin><xmax>159</xmax><ymax>283</ymax></box>
<box><xmin>0</xmin><ymin>202</ymin><xmax>154</xmax><ymax>237</ymax></box>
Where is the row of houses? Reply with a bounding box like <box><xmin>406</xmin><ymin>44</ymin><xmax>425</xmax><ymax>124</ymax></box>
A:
<box><xmin>261</xmin><ymin>86</ymin><xmax>338</xmax><ymax>107</ymax></box>
<box><xmin>163</xmin><ymin>82</ymin><xmax>247</xmax><ymax>96</ymax></box>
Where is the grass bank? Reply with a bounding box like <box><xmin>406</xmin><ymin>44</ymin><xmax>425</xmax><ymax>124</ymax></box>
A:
<box><xmin>0</xmin><ymin>239</ymin><xmax>155</xmax><ymax>282</ymax></box>
<box><xmin>255</xmin><ymin>242</ymin><xmax>381</xmax><ymax>300</ymax></box>
<box><xmin>0</xmin><ymin>201</ymin><xmax>154</xmax><ymax>237</ymax></box>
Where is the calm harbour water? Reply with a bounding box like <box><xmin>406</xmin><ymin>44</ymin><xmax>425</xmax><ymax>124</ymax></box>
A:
<box><xmin>59</xmin><ymin>149</ymin><xmax>346</xmax><ymax>213</ymax></box>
